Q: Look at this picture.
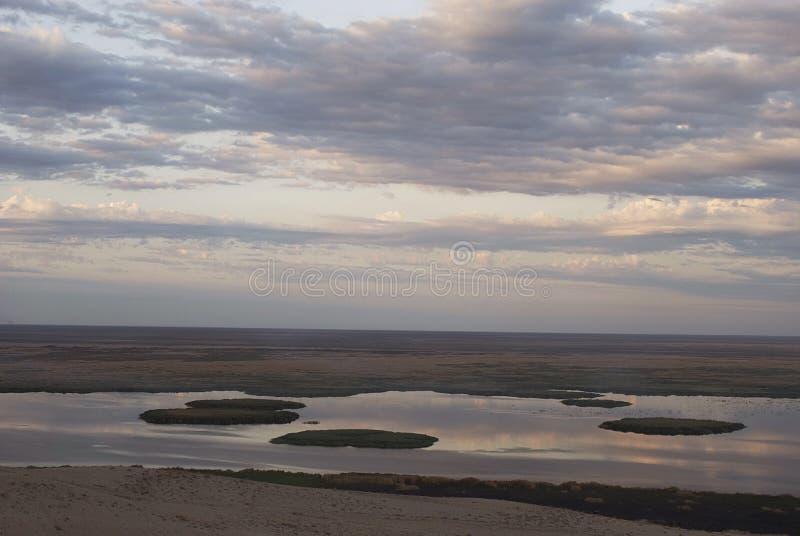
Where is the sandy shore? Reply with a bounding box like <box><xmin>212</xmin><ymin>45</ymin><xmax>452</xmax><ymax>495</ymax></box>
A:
<box><xmin>0</xmin><ymin>466</ymin><xmax>763</xmax><ymax>535</ymax></box>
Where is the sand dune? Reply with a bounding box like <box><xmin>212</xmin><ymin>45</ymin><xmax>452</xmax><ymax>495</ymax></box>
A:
<box><xmin>0</xmin><ymin>466</ymin><xmax>763</xmax><ymax>535</ymax></box>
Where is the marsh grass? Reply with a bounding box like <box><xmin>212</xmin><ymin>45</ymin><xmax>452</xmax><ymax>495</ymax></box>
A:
<box><xmin>186</xmin><ymin>398</ymin><xmax>305</xmax><ymax>410</ymax></box>
<box><xmin>140</xmin><ymin>408</ymin><xmax>299</xmax><ymax>425</ymax></box>
<box><xmin>140</xmin><ymin>398</ymin><xmax>305</xmax><ymax>424</ymax></box>
<box><xmin>599</xmin><ymin>417</ymin><xmax>745</xmax><ymax>435</ymax></box>
<box><xmin>270</xmin><ymin>429</ymin><xmax>438</xmax><ymax>449</ymax></box>
<box><xmin>561</xmin><ymin>399</ymin><xmax>632</xmax><ymax>408</ymax></box>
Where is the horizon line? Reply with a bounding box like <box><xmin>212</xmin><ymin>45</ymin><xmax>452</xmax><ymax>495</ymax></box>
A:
<box><xmin>1</xmin><ymin>323</ymin><xmax>797</xmax><ymax>339</ymax></box>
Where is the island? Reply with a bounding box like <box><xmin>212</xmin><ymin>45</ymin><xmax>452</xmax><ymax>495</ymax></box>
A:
<box><xmin>271</xmin><ymin>429</ymin><xmax>439</xmax><ymax>449</ymax></box>
<box><xmin>599</xmin><ymin>417</ymin><xmax>745</xmax><ymax>435</ymax></box>
<box><xmin>561</xmin><ymin>399</ymin><xmax>632</xmax><ymax>408</ymax></box>
<box><xmin>140</xmin><ymin>398</ymin><xmax>304</xmax><ymax>425</ymax></box>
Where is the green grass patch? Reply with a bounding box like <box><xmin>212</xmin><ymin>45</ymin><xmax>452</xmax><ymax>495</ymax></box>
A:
<box><xmin>191</xmin><ymin>469</ymin><xmax>327</xmax><ymax>488</ymax></box>
<box><xmin>270</xmin><ymin>429</ymin><xmax>438</xmax><ymax>449</ymax></box>
<box><xmin>561</xmin><ymin>399</ymin><xmax>632</xmax><ymax>408</ymax></box>
<box><xmin>599</xmin><ymin>417</ymin><xmax>745</xmax><ymax>435</ymax></box>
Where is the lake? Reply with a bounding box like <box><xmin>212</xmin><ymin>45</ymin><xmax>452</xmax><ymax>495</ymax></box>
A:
<box><xmin>1</xmin><ymin>390</ymin><xmax>798</xmax><ymax>494</ymax></box>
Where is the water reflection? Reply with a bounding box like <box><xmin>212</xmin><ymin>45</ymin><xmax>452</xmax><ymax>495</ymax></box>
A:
<box><xmin>0</xmin><ymin>391</ymin><xmax>798</xmax><ymax>494</ymax></box>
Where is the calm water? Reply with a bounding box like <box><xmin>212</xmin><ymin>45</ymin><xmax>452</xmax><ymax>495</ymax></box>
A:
<box><xmin>0</xmin><ymin>390</ymin><xmax>798</xmax><ymax>495</ymax></box>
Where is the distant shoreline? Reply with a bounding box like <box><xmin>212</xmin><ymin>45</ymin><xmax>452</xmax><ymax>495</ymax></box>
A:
<box><xmin>3</xmin><ymin>323</ymin><xmax>799</xmax><ymax>339</ymax></box>
<box><xmin>1</xmin><ymin>325</ymin><xmax>798</xmax><ymax>398</ymax></box>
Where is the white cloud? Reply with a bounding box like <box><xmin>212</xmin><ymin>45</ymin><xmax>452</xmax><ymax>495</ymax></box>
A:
<box><xmin>375</xmin><ymin>210</ymin><xmax>403</xmax><ymax>222</ymax></box>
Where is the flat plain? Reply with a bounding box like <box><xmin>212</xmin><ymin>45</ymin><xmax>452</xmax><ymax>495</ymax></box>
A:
<box><xmin>1</xmin><ymin>326</ymin><xmax>798</xmax><ymax>398</ymax></box>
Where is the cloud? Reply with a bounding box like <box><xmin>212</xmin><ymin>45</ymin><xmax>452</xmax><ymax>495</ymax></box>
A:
<box><xmin>0</xmin><ymin>26</ymin><xmax>136</xmax><ymax>114</ymax></box>
<box><xmin>1</xmin><ymin>192</ymin><xmax>797</xmax><ymax>303</ymax></box>
<box><xmin>0</xmin><ymin>193</ymin><xmax>331</xmax><ymax>244</ymax></box>
<box><xmin>0</xmin><ymin>1</ymin><xmax>798</xmax><ymax>198</ymax></box>
<box><xmin>102</xmin><ymin>177</ymin><xmax>241</xmax><ymax>190</ymax></box>
<box><xmin>0</xmin><ymin>136</ymin><xmax>92</xmax><ymax>178</ymax></box>
<box><xmin>0</xmin><ymin>0</ymin><xmax>112</xmax><ymax>24</ymax></box>
<box><xmin>3</xmin><ymin>192</ymin><xmax>797</xmax><ymax>258</ymax></box>
<box><xmin>375</xmin><ymin>210</ymin><xmax>403</xmax><ymax>222</ymax></box>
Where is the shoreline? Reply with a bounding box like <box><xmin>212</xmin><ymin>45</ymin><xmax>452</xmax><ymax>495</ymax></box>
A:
<box><xmin>0</xmin><ymin>386</ymin><xmax>800</xmax><ymax>400</ymax></box>
<box><xmin>3</xmin><ymin>386</ymin><xmax>800</xmax><ymax>399</ymax></box>
<box><xmin>1</xmin><ymin>465</ymin><xmax>793</xmax><ymax>536</ymax></box>
<box><xmin>190</xmin><ymin>468</ymin><xmax>800</xmax><ymax>535</ymax></box>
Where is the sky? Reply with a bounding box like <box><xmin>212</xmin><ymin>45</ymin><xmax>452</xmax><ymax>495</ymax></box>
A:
<box><xmin>0</xmin><ymin>0</ymin><xmax>798</xmax><ymax>334</ymax></box>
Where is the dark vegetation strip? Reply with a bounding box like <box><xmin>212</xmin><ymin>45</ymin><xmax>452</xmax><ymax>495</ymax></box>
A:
<box><xmin>186</xmin><ymin>399</ymin><xmax>305</xmax><ymax>410</ymax></box>
<box><xmin>599</xmin><ymin>417</ymin><xmax>745</xmax><ymax>435</ymax></box>
<box><xmin>187</xmin><ymin>469</ymin><xmax>800</xmax><ymax>535</ymax></box>
<box><xmin>561</xmin><ymin>399</ymin><xmax>632</xmax><ymax>408</ymax></box>
<box><xmin>140</xmin><ymin>408</ymin><xmax>299</xmax><ymax>425</ymax></box>
<box><xmin>270</xmin><ymin>429</ymin><xmax>438</xmax><ymax>449</ymax></box>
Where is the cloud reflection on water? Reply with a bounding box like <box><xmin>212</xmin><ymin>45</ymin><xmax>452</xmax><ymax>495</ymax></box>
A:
<box><xmin>0</xmin><ymin>390</ymin><xmax>798</xmax><ymax>494</ymax></box>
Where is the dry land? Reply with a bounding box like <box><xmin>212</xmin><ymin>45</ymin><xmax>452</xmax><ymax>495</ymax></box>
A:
<box><xmin>1</xmin><ymin>466</ymin><xmax>792</xmax><ymax>536</ymax></box>
<box><xmin>1</xmin><ymin>327</ymin><xmax>798</xmax><ymax>398</ymax></box>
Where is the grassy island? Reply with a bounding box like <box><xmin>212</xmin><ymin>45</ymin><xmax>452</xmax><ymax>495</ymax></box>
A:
<box><xmin>271</xmin><ymin>429</ymin><xmax>438</xmax><ymax>449</ymax></box>
<box><xmin>140</xmin><ymin>408</ymin><xmax>300</xmax><ymax>425</ymax></box>
<box><xmin>599</xmin><ymin>417</ymin><xmax>745</xmax><ymax>435</ymax></box>
<box><xmin>140</xmin><ymin>398</ymin><xmax>305</xmax><ymax>425</ymax></box>
<box><xmin>561</xmin><ymin>399</ymin><xmax>632</xmax><ymax>408</ymax></box>
<box><xmin>186</xmin><ymin>398</ymin><xmax>305</xmax><ymax>410</ymax></box>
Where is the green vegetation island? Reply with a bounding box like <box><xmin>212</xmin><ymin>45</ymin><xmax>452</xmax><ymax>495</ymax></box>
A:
<box><xmin>599</xmin><ymin>417</ymin><xmax>745</xmax><ymax>436</ymax></box>
<box><xmin>141</xmin><ymin>408</ymin><xmax>299</xmax><ymax>425</ymax></box>
<box><xmin>271</xmin><ymin>429</ymin><xmax>438</xmax><ymax>449</ymax></box>
<box><xmin>190</xmin><ymin>468</ymin><xmax>800</xmax><ymax>535</ymax></box>
<box><xmin>561</xmin><ymin>399</ymin><xmax>632</xmax><ymax>408</ymax></box>
<box><xmin>140</xmin><ymin>398</ymin><xmax>304</xmax><ymax>425</ymax></box>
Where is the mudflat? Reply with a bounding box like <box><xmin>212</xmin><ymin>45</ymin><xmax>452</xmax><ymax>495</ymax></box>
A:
<box><xmin>1</xmin><ymin>326</ymin><xmax>798</xmax><ymax>398</ymax></box>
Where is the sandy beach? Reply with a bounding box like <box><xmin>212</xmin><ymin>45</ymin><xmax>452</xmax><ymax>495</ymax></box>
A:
<box><xmin>0</xmin><ymin>466</ymin><xmax>768</xmax><ymax>536</ymax></box>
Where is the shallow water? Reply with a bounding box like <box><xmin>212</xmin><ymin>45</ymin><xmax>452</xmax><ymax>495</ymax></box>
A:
<box><xmin>1</xmin><ymin>391</ymin><xmax>798</xmax><ymax>494</ymax></box>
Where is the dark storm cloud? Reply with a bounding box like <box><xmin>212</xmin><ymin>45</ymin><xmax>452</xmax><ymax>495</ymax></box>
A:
<box><xmin>1</xmin><ymin>0</ymin><xmax>799</xmax><ymax>198</ymax></box>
